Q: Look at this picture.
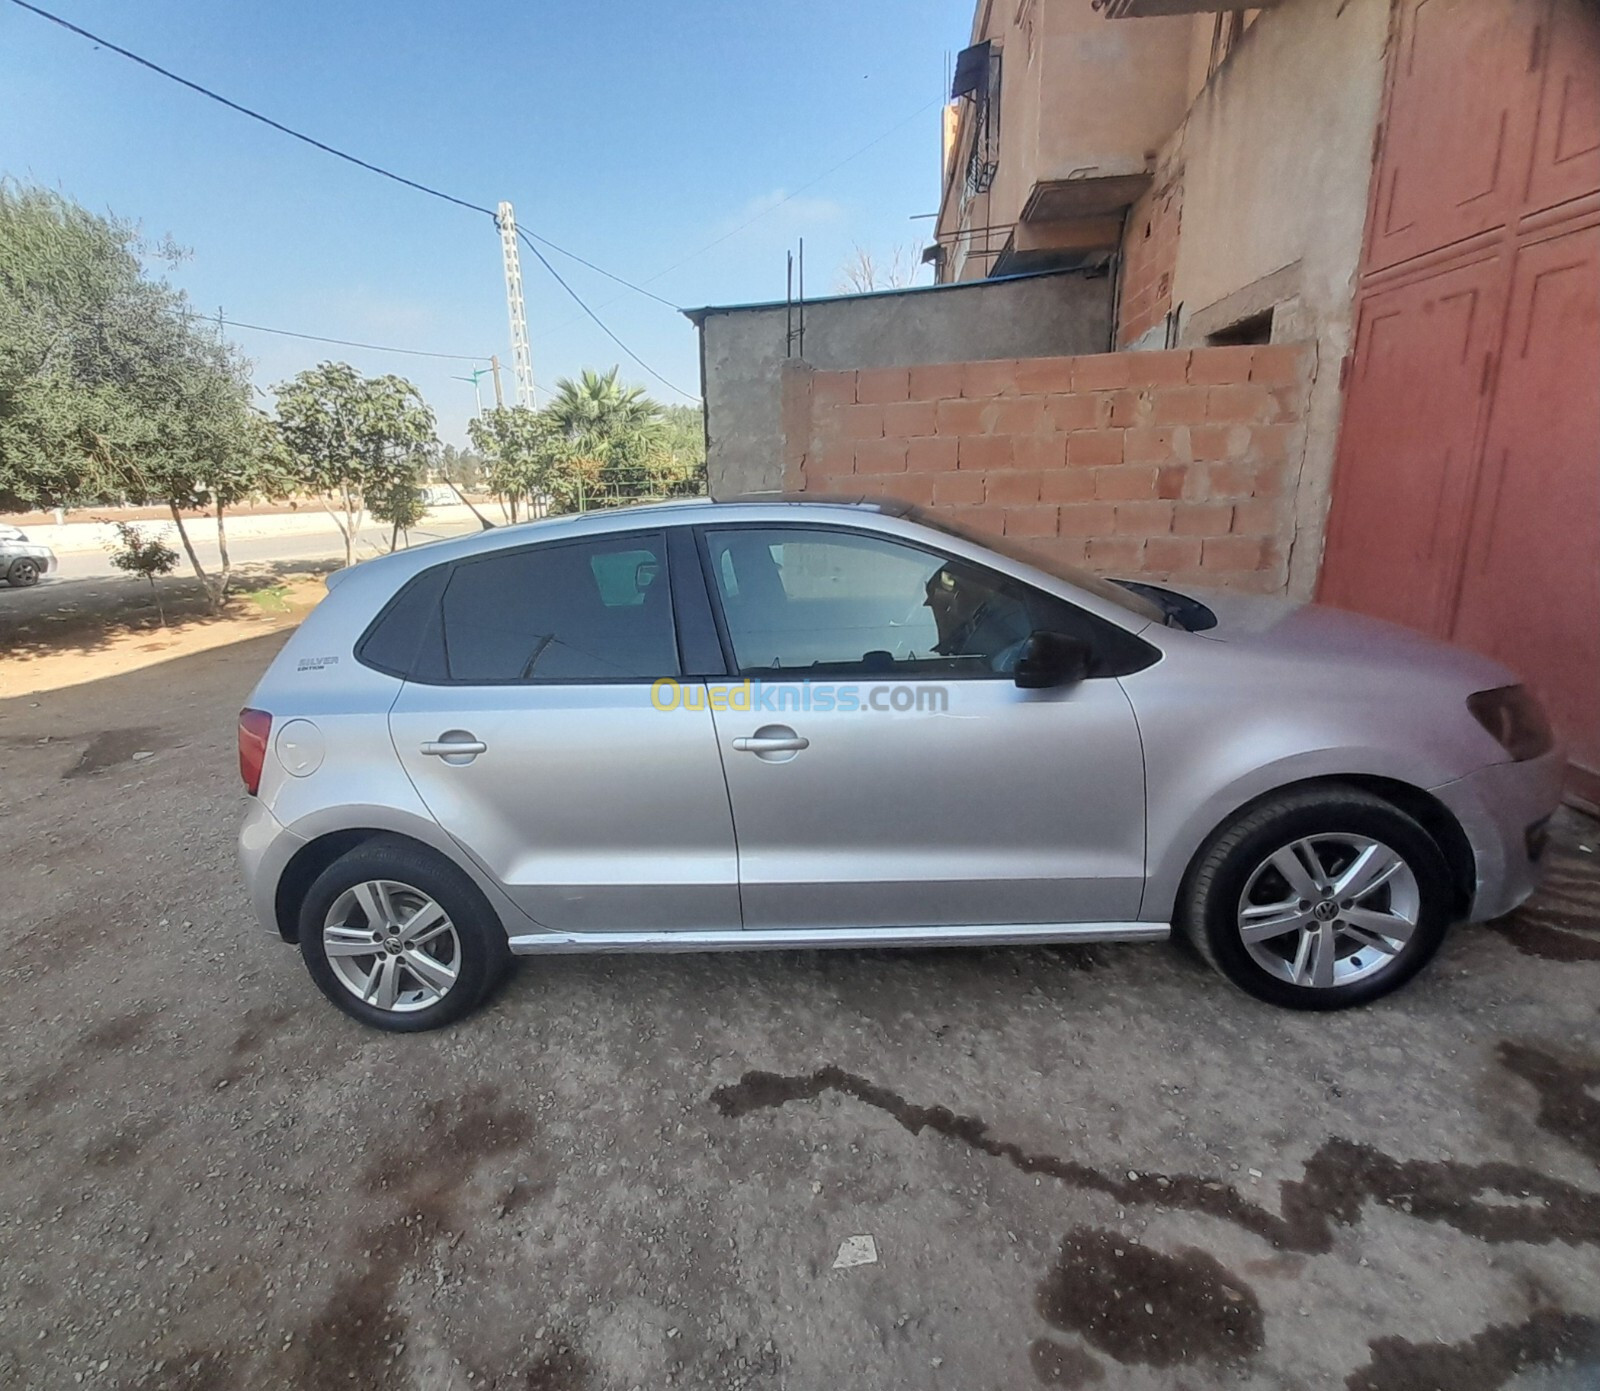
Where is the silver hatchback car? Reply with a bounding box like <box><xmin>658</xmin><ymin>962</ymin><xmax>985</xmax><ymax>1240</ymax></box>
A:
<box><xmin>238</xmin><ymin>498</ymin><xmax>1563</xmax><ymax>1031</ymax></box>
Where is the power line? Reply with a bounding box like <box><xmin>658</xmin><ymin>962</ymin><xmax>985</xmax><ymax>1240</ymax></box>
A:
<box><xmin>219</xmin><ymin>316</ymin><xmax>489</xmax><ymax>362</ymax></box>
<box><xmin>644</xmin><ymin>97</ymin><xmax>943</xmax><ymax>285</ymax></box>
<box><xmin>7</xmin><ymin>0</ymin><xmax>497</xmax><ymax>219</ymax></box>
<box><xmin>529</xmin><ymin>95</ymin><xmax>944</xmax><ymax>345</ymax></box>
<box><xmin>518</xmin><ymin>230</ymin><xmax>680</xmax><ymax>311</ymax></box>
<box><xmin>516</xmin><ymin>229</ymin><xmax>699</xmax><ymax>402</ymax></box>
<box><xmin>8</xmin><ymin>0</ymin><xmax>683</xmax><ymax>315</ymax></box>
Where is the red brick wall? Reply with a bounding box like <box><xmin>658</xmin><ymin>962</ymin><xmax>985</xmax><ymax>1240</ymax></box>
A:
<box><xmin>782</xmin><ymin>343</ymin><xmax>1311</xmax><ymax>594</ymax></box>
<box><xmin>1118</xmin><ymin>175</ymin><xmax>1183</xmax><ymax>347</ymax></box>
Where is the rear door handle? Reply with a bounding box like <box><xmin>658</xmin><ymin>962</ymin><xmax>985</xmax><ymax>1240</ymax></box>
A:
<box><xmin>733</xmin><ymin>735</ymin><xmax>809</xmax><ymax>754</ymax></box>
<box><xmin>420</xmin><ymin>737</ymin><xmax>487</xmax><ymax>757</ymax></box>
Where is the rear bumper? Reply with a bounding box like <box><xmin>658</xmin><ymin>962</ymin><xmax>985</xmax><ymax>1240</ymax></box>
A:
<box><xmin>1430</xmin><ymin>745</ymin><xmax>1566</xmax><ymax>922</ymax></box>
<box><xmin>238</xmin><ymin>799</ymin><xmax>305</xmax><ymax>938</ymax></box>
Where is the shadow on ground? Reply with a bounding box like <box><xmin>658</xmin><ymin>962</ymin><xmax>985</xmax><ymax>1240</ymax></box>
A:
<box><xmin>0</xmin><ymin>559</ymin><xmax>333</xmax><ymax>661</ymax></box>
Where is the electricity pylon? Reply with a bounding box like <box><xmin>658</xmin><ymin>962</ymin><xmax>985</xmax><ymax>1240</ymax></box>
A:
<box><xmin>497</xmin><ymin>201</ymin><xmax>535</xmax><ymax>408</ymax></box>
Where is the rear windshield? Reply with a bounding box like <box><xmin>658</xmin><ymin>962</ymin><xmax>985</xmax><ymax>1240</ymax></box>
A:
<box><xmin>902</xmin><ymin>505</ymin><xmax>1165</xmax><ymax>626</ymax></box>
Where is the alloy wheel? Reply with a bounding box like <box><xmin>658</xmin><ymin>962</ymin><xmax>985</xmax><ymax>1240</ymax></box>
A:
<box><xmin>322</xmin><ymin>879</ymin><xmax>462</xmax><ymax>1013</ymax></box>
<box><xmin>1236</xmin><ymin>834</ymin><xmax>1420</xmax><ymax>989</ymax></box>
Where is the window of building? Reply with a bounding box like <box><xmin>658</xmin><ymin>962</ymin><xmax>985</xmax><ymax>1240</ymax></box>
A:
<box><xmin>1207</xmin><ymin>308</ymin><xmax>1275</xmax><ymax>347</ymax></box>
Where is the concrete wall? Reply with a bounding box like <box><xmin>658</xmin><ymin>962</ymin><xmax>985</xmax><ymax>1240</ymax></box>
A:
<box><xmin>784</xmin><ymin>343</ymin><xmax>1312</xmax><ymax>595</ymax></box>
<box><xmin>692</xmin><ymin>271</ymin><xmax>1113</xmax><ymax>499</ymax></box>
<box><xmin>1158</xmin><ymin>0</ymin><xmax>1390</xmax><ymax>597</ymax></box>
<box><xmin>935</xmin><ymin>0</ymin><xmax>1192</xmax><ymax>283</ymax></box>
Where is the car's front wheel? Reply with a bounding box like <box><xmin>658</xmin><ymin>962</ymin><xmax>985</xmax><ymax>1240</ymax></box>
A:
<box><xmin>7</xmin><ymin>558</ymin><xmax>41</xmax><ymax>588</ymax></box>
<box><xmin>297</xmin><ymin>837</ymin><xmax>511</xmax><ymax>1031</ymax></box>
<box><xmin>1181</xmin><ymin>788</ymin><xmax>1454</xmax><ymax>1010</ymax></box>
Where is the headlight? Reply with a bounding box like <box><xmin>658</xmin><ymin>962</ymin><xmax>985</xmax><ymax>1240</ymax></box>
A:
<box><xmin>1467</xmin><ymin>685</ymin><xmax>1553</xmax><ymax>761</ymax></box>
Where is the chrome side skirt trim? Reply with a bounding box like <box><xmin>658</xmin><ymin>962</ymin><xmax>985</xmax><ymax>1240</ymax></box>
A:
<box><xmin>507</xmin><ymin>921</ymin><xmax>1168</xmax><ymax>955</ymax></box>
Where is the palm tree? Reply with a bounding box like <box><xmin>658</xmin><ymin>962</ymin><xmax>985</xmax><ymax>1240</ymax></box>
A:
<box><xmin>545</xmin><ymin>367</ymin><xmax>663</xmax><ymax>445</ymax></box>
<box><xmin>543</xmin><ymin>367</ymin><xmax>667</xmax><ymax>504</ymax></box>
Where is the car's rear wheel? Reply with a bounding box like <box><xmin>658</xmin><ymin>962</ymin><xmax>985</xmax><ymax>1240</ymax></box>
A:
<box><xmin>297</xmin><ymin>837</ymin><xmax>511</xmax><ymax>1031</ymax></box>
<box><xmin>1180</xmin><ymin>788</ymin><xmax>1454</xmax><ymax>1010</ymax></box>
<box><xmin>7</xmin><ymin>558</ymin><xmax>41</xmax><ymax>588</ymax></box>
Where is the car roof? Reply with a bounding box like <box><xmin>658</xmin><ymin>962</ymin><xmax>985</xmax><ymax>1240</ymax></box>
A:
<box><xmin>321</xmin><ymin>495</ymin><xmax>911</xmax><ymax>593</ymax></box>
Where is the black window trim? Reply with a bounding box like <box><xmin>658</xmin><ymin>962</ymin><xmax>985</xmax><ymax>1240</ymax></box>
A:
<box><xmin>691</xmin><ymin>520</ymin><xmax>1159</xmax><ymax>683</ymax></box>
<box><xmin>666</xmin><ymin>524</ymin><xmax>730</xmax><ymax>678</ymax></box>
<box><xmin>355</xmin><ymin>526</ymin><xmax>685</xmax><ymax>687</ymax></box>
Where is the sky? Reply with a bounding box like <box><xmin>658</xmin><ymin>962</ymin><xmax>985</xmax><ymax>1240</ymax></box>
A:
<box><xmin>0</xmin><ymin>0</ymin><xmax>974</xmax><ymax>445</ymax></box>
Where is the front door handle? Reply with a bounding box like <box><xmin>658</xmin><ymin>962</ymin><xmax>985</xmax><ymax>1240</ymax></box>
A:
<box><xmin>420</xmin><ymin>732</ymin><xmax>487</xmax><ymax>762</ymax></box>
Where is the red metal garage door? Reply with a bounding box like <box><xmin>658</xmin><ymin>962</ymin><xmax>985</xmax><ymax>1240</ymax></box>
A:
<box><xmin>1319</xmin><ymin>0</ymin><xmax>1600</xmax><ymax>805</ymax></box>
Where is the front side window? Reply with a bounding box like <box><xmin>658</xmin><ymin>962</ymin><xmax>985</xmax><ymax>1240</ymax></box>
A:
<box><xmin>703</xmin><ymin>526</ymin><xmax>1135</xmax><ymax>679</ymax></box>
<box><xmin>438</xmin><ymin>532</ymin><xmax>677</xmax><ymax>683</ymax></box>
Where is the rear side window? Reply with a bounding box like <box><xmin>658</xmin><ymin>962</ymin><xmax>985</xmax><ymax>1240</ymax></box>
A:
<box><xmin>357</xmin><ymin>565</ymin><xmax>449</xmax><ymax>678</ymax></box>
<box><xmin>439</xmin><ymin>532</ymin><xmax>678</xmax><ymax>683</ymax></box>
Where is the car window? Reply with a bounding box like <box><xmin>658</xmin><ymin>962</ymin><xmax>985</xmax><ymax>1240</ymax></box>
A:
<box><xmin>357</xmin><ymin>564</ymin><xmax>451</xmax><ymax>678</ymax></box>
<box><xmin>438</xmin><ymin>532</ymin><xmax>678</xmax><ymax>683</ymax></box>
<box><xmin>703</xmin><ymin>526</ymin><xmax>1135</xmax><ymax>678</ymax></box>
<box><xmin>901</xmin><ymin>503</ymin><xmax>1165</xmax><ymax>626</ymax></box>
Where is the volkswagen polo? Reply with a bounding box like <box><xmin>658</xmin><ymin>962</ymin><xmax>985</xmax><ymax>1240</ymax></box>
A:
<box><xmin>237</xmin><ymin>498</ymin><xmax>1562</xmax><ymax>1030</ymax></box>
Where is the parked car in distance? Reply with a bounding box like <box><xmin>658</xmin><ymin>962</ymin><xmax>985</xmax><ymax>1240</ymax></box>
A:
<box><xmin>237</xmin><ymin>497</ymin><xmax>1563</xmax><ymax>1031</ymax></box>
<box><xmin>0</xmin><ymin>525</ymin><xmax>57</xmax><ymax>588</ymax></box>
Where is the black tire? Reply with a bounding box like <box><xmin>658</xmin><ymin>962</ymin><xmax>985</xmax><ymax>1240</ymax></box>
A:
<box><xmin>1179</xmin><ymin>786</ymin><xmax>1454</xmax><ymax>1011</ymax></box>
<box><xmin>7</xmin><ymin>558</ymin><xmax>40</xmax><ymax>588</ymax></box>
<box><xmin>297</xmin><ymin>836</ymin><xmax>512</xmax><ymax>1032</ymax></box>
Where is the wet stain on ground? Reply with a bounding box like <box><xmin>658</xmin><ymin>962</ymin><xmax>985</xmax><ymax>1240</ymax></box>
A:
<box><xmin>1345</xmin><ymin>1309</ymin><xmax>1600</xmax><ymax>1391</ymax></box>
<box><xmin>215</xmin><ymin>1004</ymin><xmax>301</xmax><ymax>1086</ymax></box>
<box><xmin>5</xmin><ymin>1005</ymin><xmax>160</xmax><ymax>1119</ymax></box>
<box><xmin>129</xmin><ymin>1347</ymin><xmax>238</xmax><ymax>1391</ymax></box>
<box><xmin>711</xmin><ymin>1064</ymin><xmax>1600</xmax><ymax>1251</ymax></box>
<box><xmin>1036</xmin><ymin>1228</ymin><xmax>1262</xmax><ymax>1368</ymax></box>
<box><xmin>61</xmin><ymin>726</ymin><xmax>167</xmax><ymax>779</ymax></box>
<box><xmin>81</xmin><ymin>1005</ymin><xmax>158</xmax><ymax>1052</ymax></box>
<box><xmin>1491</xmin><ymin>843</ymin><xmax>1600</xmax><ymax>962</ymax></box>
<box><xmin>517</xmin><ymin>1336</ymin><xmax>594</xmax><ymax>1390</ymax></box>
<box><xmin>286</xmin><ymin>1085</ymin><xmax>536</xmax><ymax>1391</ymax></box>
<box><xmin>1498</xmin><ymin>1040</ymin><xmax>1600</xmax><ymax>1168</ymax></box>
<box><xmin>1028</xmin><ymin>1337</ymin><xmax>1104</xmax><ymax>1386</ymax></box>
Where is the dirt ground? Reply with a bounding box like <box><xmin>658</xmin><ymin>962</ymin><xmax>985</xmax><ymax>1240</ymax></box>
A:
<box><xmin>1</xmin><ymin>595</ymin><xmax>1598</xmax><ymax>1391</ymax></box>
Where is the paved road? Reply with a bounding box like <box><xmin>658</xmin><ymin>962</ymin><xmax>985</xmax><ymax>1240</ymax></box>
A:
<box><xmin>0</xmin><ymin>519</ymin><xmax>482</xmax><ymax>635</ymax></box>
<box><xmin>48</xmin><ymin>517</ymin><xmax>484</xmax><ymax>582</ymax></box>
<box><xmin>1</xmin><ymin>625</ymin><xmax>1597</xmax><ymax>1389</ymax></box>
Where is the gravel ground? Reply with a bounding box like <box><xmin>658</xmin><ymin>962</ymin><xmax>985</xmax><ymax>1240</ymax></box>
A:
<box><xmin>0</xmin><ymin>626</ymin><xmax>1597</xmax><ymax>1391</ymax></box>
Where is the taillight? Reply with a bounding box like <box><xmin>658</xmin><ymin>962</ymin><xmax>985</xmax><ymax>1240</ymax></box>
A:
<box><xmin>238</xmin><ymin>708</ymin><xmax>272</xmax><ymax>795</ymax></box>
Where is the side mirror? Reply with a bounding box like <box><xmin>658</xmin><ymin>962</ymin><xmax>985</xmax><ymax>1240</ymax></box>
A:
<box><xmin>1013</xmin><ymin>631</ymin><xmax>1093</xmax><ymax>689</ymax></box>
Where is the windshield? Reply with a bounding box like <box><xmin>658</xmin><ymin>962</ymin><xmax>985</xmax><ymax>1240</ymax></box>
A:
<box><xmin>901</xmin><ymin>505</ymin><xmax>1166</xmax><ymax>626</ymax></box>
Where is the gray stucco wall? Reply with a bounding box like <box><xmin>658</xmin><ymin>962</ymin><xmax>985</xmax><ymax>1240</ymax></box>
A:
<box><xmin>689</xmin><ymin>270</ymin><xmax>1114</xmax><ymax>498</ymax></box>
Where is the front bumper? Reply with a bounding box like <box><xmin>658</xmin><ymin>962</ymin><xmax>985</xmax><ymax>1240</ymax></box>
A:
<box><xmin>238</xmin><ymin>798</ymin><xmax>306</xmax><ymax>938</ymax></box>
<box><xmin>1430</xmin><ymin>745</ymin><xmax>1566</xmax><ymax>922</ymax></box>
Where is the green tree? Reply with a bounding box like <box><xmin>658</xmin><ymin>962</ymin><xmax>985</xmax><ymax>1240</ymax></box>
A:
<box><xmin>544</xmin><ymin>366</ymin><xmax>679</xmax><ymax>505</ymax></box>
<box><xmin>437</xmin><ymin>442</ymin><xmax>486</xmax><ymax>492</ymax></box>
<box><xmin>273</xmin><ymin>363</ymin><xmax>437</xmax><ymax>567</ymax></box>
<box><xmin>105</xmin><ymin>520</ymin><xmax>178</xmax><ymax>625</ymax></box>
<box><xmin>467</xmin><ymin>404</ymin><xmax>546</xmax><ymax>522</ymax></box>
<box><xmin>545</xmin><ymin>366</ymin><xmax>664</xmax><ymax>444</ymax></box>
<box><xmin>655</xmin><ymin>403</ymin><xmax>708</xmax><ymax>496</ymax></box>
<box><xmin>466</xmin><ymin>405</ymin><xmax>598</xmax><ymax>520</ymax></box>
<box><xmin>367</xmin><ymin>444</ymin><xmax>429</xmax><ymax>551</ymax></box>
<box><xmin>0</xmin><ymin>181</ymin><xmax>148</xmax><ymax>510</ymax></box>
<box><xmin>0</xmin><ymin>182</ymin><xmax>291</xmax><ymax>610</ymax></box>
